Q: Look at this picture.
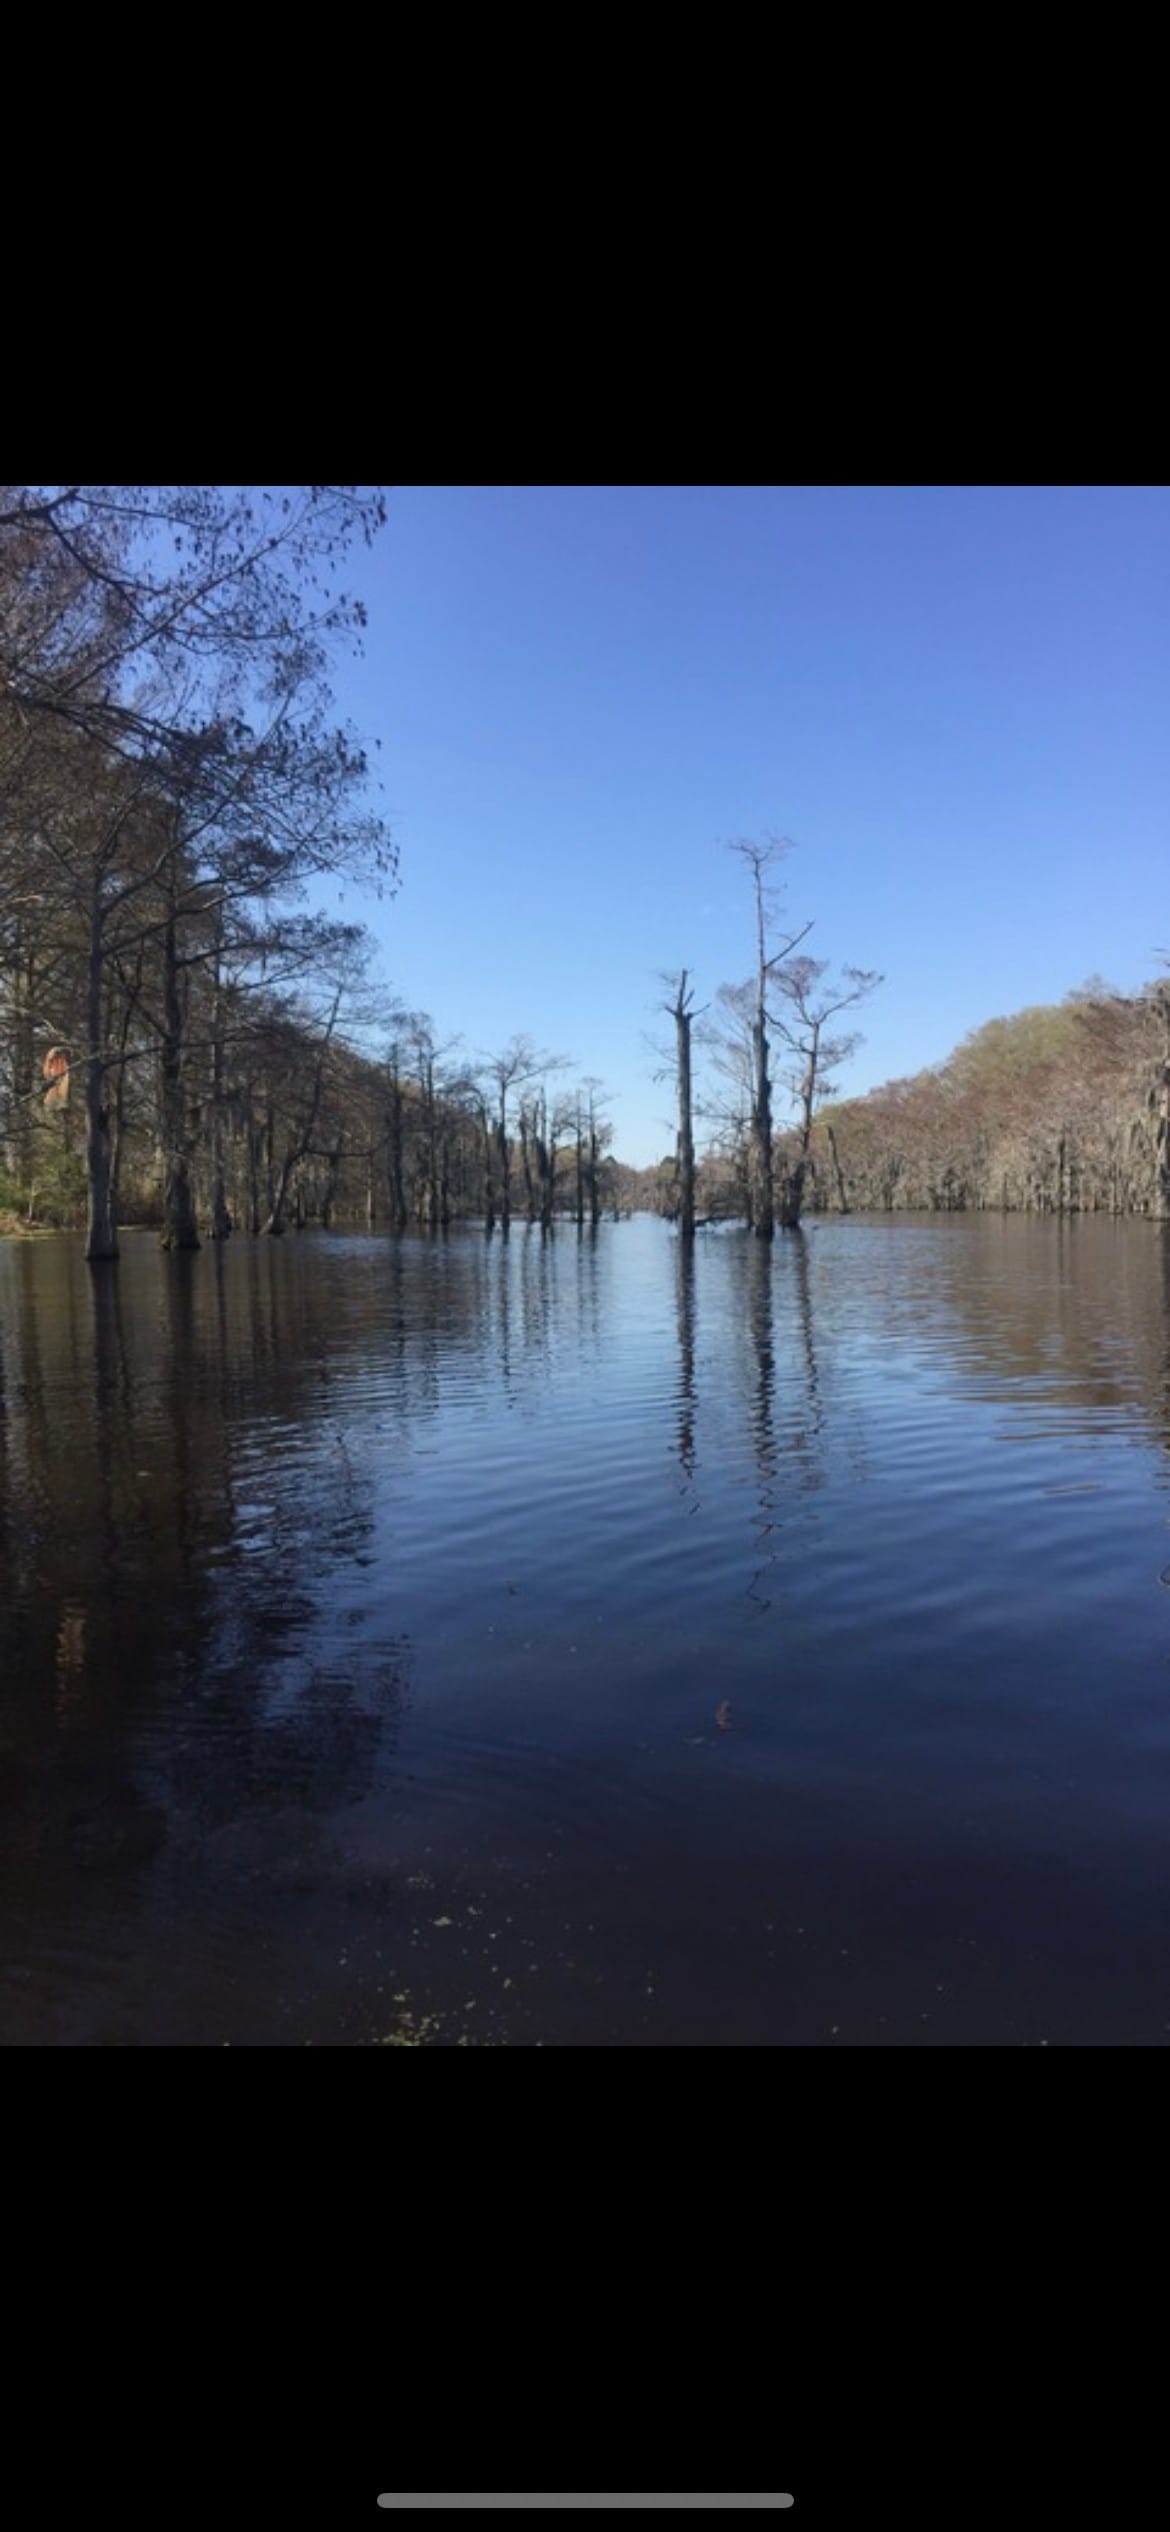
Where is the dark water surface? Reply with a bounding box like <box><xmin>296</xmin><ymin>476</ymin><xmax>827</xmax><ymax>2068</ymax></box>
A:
<box><xmin>2</xmin><ymin>1214</ymin><xmax>1169</xmax><ymax>2045</ymax></box>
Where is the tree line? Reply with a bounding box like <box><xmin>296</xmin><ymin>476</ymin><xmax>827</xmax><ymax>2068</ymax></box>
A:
<box><xmin>647</xmin><ymin>841</ymin><xmax>1169</xmax><ymax>1232</ymax></box>
<box><xmin>8</xmin><ymin>493</ymin><xmax>1160</xmax><ymax>1248</ymax></box>
<box><xmin>643</xmin><ymin>951</ymin><xmax>1170</xmax><ymax>1230</ymax></box>
<box><xmin>0</xmin><ymin>488</ymin><xmax>616</xmax><ymax>1252</ymax></box>
<box><xmin>816</xmin><ymin>982</ymin><xmax>1170</xmax><ymax>1220</ymax></box>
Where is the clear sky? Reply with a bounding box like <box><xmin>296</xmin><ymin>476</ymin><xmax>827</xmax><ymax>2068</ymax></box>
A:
<box><xmin>328</xmin><ymin>486</ymin><xmax>1170</xmax><ymax>1169</ymax></box>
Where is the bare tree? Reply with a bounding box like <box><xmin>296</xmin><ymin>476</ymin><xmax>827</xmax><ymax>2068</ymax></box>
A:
<box><xmin>579</xmin><ymin>1078</ymin><xmax>613</xmax><ymax>1228</ymax></box>
<box><xmin>729</xmin><ymin>838</ymin><xmax>812</xmax><ymax>1241</ymax></box>
<box><xmin>658</xmin><ymin>970</ymin><xmax>705</xmax><ymax>1241</ymax></box>
<box><xmin>704</xmin><ymin>982</ymin><xmax>756</xmax><ymax>1221</ymax></box>
<box><xmin>259</xmin><ymin>938</ymin><xmax>374</xmax><ymax>1235</ymax></box>
<box><xmin>770</xmin><ymin>957</ymin><xmax>882</xmax><ymax>1228</ymax></box>
<box><xmin>517</xmin><ymin>1074</ymin><xmax>571</xmax><ymax>1230</ymax></box>
<box><xmin>0</xmin><ymin>486</ymin><xmax>388</xmax><ymax>764</ymax></box>
<box><xmin>480</xmin><ymin>1036</ymin><xmax>558</xmax><ymax>1232</ymax></box>
<box><xmin>411</xmin><ymin>1018</ymin><xmax>464</xmax><ymax>1230</ymax></box>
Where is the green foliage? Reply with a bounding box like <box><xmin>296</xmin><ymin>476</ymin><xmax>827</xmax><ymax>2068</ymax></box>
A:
<box><xmin>2</xmin><ymin>1137</ymin><xmax>87</xmax><ymax>1227</ymax></box>
<box><xmin>947</xmin><ymin>1002</ymin><xmax>1082</xmax><ymax>1093</ymax></box>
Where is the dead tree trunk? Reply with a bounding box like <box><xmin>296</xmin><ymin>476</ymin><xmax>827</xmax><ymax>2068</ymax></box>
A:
<box><xmin>668</xmin><ymin>973</ymin><xmax>697</xmax><ymax>1242</ymax></box>
<box><xmin>751</xmin><ymin>1009</ymin><xmax>774</xmax><ymax>1240</ymax></box>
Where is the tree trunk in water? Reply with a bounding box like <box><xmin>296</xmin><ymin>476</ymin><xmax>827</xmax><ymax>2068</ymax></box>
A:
<box><xmin>676</xmin><ymin>999</ymin><xmax>695</xmax><ymax>1242</ymax></box>
<box><xmin>208</xmin><ymin>941</ymin><xmax>231</xmax><ymax>1240</ymax></box>
<box><xmin>320</xmin><ymin>1146</ymin><xmax>342</xmax><ymax>1229</ymax></box>
<box><xmin>160</xmin><ymin>906</ymin><xmax>201</xmax><ymax>1251</ymax></box>
<box><xmin>480</xmin><ymin>1113</ymin><xmax>496</xmax><ymax>1230</ymax></box>
<box><xmin>263</xmin><ymin>1156</ymin><xmax>293</xmax><ymax>1234</ymax></box>
<box><xmin>537</xmin><ymin>1132</ymin><xmax>555</xmax><ymax>1231</ymax></box>
<box><xmin>748</xmin><ymin>855</ymin><xmax>776</xmax><ymax>1240</ymax></box>
<box><xmin>519</xmin><ymin>1112</ymin><xmax>537</xmax><ymax>1222</ymax></box>
<box><xmin>84</xmin><ymin>890</ymin><xmax>118</xmax><ymax>1262</ymax></box>
<box><xmin>109</xmin><ymin>981</ymin><xmax>136</xmax><ymax>1221</ymax></box>
<box><xmin>826</xmin><ymin>1121</ymin><xmax>850</xmax><ymax>1213</ymax></box>
<box><xmin>245</xmin><ymin>1092</ymin><xmax>262</xmax><ymax>1236</ymax></box>
<box><xmin>10</xmin><ymin>950</ymin><xmax>36</xmax><ymax>1189</ymax></box>
<box><xmin>780</xmin><ymin>1041</ymin><xmax>818</xmax><ymax>1231</ymax></box>
<box><xmin>779</xmin><ymin>1160</ymin><xmax>807</xmax><ymax>1230</ymax></box>
<box><xmin>387</xmin><ymin>1076</ymin><xmax>407</xmax><ymax>1232</ymax></box>
<box><xmin>751</xmin><ymin>1013</ymin><xmax>774</xmax><ymax>1240</ymax></box>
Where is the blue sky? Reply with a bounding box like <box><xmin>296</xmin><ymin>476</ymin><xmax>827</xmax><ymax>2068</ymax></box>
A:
<box><xmin>329</xmin><ymin>486</ymin><xmax>1170</xmax><ymax>1168</ymax></box>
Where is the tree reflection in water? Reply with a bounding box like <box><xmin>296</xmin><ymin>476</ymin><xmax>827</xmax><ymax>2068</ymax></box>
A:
<box><xmin>4</xmin><ymin>1215</ymin><xmax>1170</xmax><ymax>2045</ymax></box>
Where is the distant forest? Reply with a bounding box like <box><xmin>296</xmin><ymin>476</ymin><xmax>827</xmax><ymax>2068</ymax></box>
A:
<box><xmin>819</xmin><ymin>986</ymin><xmax>1170</xmax><ymax>1219</ymax></box>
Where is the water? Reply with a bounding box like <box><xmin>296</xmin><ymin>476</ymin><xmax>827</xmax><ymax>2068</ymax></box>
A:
<box><xmin>2</xmin><ymin>1213</ymin><xmax>1169</xmax><ymax>2045</ymax></box>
